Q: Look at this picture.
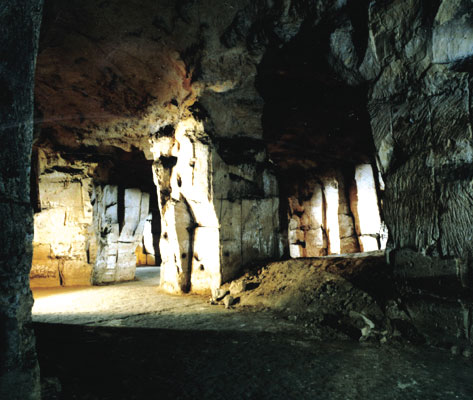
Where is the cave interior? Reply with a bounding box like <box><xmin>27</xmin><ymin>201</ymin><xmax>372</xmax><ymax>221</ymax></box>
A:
<box><xmin>2</xmin><ymin>0</ymin><xmax>473</xmax><ymax>399</ymax></box>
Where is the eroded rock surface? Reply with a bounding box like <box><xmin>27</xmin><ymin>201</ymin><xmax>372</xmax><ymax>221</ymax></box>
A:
<box><xmin>93</xmin><ymin>186</ymin><xmax>150</xmax><ymax>283</ymax></box>
<box><xmin>31</xmin><ymin>151</ymin><xmax>94</xmax><ymax>287</ymax></box>
<box><xmin>285</xmin><ymin>165</ymin><xmax>385</xmax><ymax>258</ymax></box>
<box><xmin>30</xmin><ymin>146</ymin><xmax>156</xmax><ymax>287</ymax></box>
<box><xmin>365</xmin><ymin>0</ymin><xmax>473</xmax><ymax>345</ymax></box>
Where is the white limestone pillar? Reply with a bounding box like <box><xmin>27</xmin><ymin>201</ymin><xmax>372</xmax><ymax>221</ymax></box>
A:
<box><xmin>351</xmin><ymin>164</ymin><xmax>382</xmax><ymax>252</ymax></box>
<box><xmin>322</xmin><ymin>176</ymin><xmax>341</xmax><ymax>255</ymax></box>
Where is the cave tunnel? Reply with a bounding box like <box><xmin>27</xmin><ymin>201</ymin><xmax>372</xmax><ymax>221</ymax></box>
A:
<box><xmin>29</xmin><ymin>144</ymin><xmax>162</xmax><ymax>288</ymax></box>
<box><xmin>3</xmin><ymin>0</ymin><xmax>473</xmax><ymax>399</ymax></box>
<box><xmin>256</xmin><ymin>17</ymin><xmax>387</xmax><ymax>257</ymax></box>
<box><xmin>105</xmin><ymin>149</ymin><xmax>162</xmax><ymax>269</ymax></box>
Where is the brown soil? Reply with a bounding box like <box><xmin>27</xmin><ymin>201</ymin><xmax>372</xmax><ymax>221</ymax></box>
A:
<box><xmin>223</xmin><ymin>251</ymin><xmax>413</xmax><ymax>341</ymax></box>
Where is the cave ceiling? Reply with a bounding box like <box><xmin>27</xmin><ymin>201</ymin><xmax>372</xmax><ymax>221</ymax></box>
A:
<box><xmin>35</xmin><ymin>0</ymin><xmax>377</xmax><ymax>170</ymax></box>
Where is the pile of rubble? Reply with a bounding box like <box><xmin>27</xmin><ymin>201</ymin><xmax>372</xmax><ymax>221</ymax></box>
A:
<box><xmin>214</xmin><ymin>252</ymin><xmax>418</xmax><ymax>342</ymax></box>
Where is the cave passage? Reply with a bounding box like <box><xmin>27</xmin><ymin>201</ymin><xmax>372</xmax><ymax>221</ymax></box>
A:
<box><xmin>256</xmin><ymin>21</ymin><xmax>387</xmax><ymax>256</ymax></box>
<box><xmin>29</xmin><ymin>146</ymin><xmax>162</xmax><ymax>289</ymax></box>
<box><xmin>93</xmin><ymin>148</ymin><xmax>162</xmax><ymax>284</ymax></box>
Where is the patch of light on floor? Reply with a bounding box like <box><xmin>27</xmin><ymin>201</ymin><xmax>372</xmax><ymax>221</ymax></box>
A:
<box><xmin>32</xmin><ymin>267</ymin><xmax>161</xmax><ymax>317</ymax></box>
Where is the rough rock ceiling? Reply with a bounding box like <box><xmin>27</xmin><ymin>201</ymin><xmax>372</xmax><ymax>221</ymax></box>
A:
<box><xmin>35</xmin><ymin>0</ymin><xmax>204</xmax><ymax>155</ymax></box>
<box><xmin>35</xmin><ymin>0</ymin><xmax>375</xmax><ymax>170</ymax></box>
<box><xmin>256</xmin><ymin>20</ymin><xmax>374</xmax><ymax>170</ymax></box>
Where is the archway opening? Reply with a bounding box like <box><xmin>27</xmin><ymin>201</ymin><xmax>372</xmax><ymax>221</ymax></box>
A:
<box><xmin>256</xmin><ymin>19</ymin><xmax>387</xmax><ymax>257</ymax></box>
<box><xmin>92</xmin><ymin>147</ymin><xmax>162</xmax><ymax>284</ymax></box>
<box><xmin>29</xmin><ymin>145</ymin><xmax>161</xmax><ymax>289</ymax></box>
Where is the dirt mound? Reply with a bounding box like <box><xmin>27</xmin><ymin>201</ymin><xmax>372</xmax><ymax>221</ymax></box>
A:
<box><xmin>221</xmin><ymin>252</ymin><xmax>415</xmax><ymax>341</ymax></box>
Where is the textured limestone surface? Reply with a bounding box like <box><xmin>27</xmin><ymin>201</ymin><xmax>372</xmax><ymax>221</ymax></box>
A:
<box><xmin>30</xmin><ymin>152</ymin><xmax>94</xmax><ymax>287</ymax></box>
<box><xmin>364</xmin><ymin>0</ymin><xmax>473</xmax><ymax>344</ymax></box>
<box><xmin>29</xmin><ymin>149</ymin><xmax>153</xmax><ymax>286</ymax></box>
<box><xmin>286</xmin><ymin>166</ymin><xmax>385</xmax><ymax>258</ymax></box>
<box><xmin>93</xmin><ymin>186</ymin><xmax>150</xmax><ymax>284</ymax></box>
<box><xmin>0</xmin><ymin>1</ymin><xmax>43</xmax><ymax>399</ymax></box>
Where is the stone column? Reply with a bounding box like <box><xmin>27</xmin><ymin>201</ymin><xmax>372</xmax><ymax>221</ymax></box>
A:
<box><xmin>287</xmin><ymin>179</ymin><xmax>327</xmax><ymax>258</ymax></box>
<box><xmin>93</xmin><ymin>185</ymin><xmax>120</xmax><ymax>283</ymax></box>
<box><xmin>338</xmin><ymin>172</ymin><xmax>360</xmax><ymax>254</ymax></box>
<box><xmin>322</xmin><ymin>176</ymin><xmax>341</xmax><ymax>255</ymax></box>
<box><xmin>350</xmin><ymin>164</ymin><xmax>382</xmax><ymax>252</ymax></box>
<box><xmin>93</xmin><ymin>186</ymin><xmax>149</xmax><ymax>283</ymax></box>
<box><xmin>151</xmin><ymin>118</ymin><xmax>221</xmax><ymax>294</ymax></box>
<box><xmin>0</xmin><ymin>1</ymin><xmax>43</xmax><ymax>399</ymax></box>
<box><xmin>152</xmin><ymin>116</ymin><xmax>282</xmax><ymax>292</ymax></box>
<box><xmin>116</xmin><ymin>189</ymin><xmax>150</xmax><ymax>281</ymax></box>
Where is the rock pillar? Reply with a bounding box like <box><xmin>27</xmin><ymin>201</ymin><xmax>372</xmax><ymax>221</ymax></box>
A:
<box><xmin>0</xmin><ymin>1</ymin><xmax>43</xmax><ymax>398</ymax></box>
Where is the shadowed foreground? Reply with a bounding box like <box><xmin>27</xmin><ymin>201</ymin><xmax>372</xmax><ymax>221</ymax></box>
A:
<box><xmin>35</xmin><ymin>322</ymin><xmax>473</xmax><ymax>400</ymax></box>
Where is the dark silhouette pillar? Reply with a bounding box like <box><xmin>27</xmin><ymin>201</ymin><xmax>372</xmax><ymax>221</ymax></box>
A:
<box><xmin>0</xmin><ymin>1</ymin><xmax>43</xmax><ymax>399</ymax></box>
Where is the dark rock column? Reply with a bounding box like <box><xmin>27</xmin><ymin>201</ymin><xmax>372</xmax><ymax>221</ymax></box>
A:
<box><xmin>0</xmin><ymin>1</ymin><xmax>43</xmax><ymax>399</ymax></box>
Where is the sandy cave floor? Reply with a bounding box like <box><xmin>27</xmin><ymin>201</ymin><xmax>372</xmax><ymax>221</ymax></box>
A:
<box><xmin>32</xmin><ymin>266</ymin><xmax>473</xmax><ymax>400</ymax></box>
<box><xmin>32</xmin><ymin>267</ymin><xmax>299</xmax><ymax>332</ymax></box>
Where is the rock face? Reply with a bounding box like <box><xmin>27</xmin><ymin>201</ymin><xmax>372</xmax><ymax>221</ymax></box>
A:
<box><xmin>137</xmin><ymin>214</ymin><xmax>158</xmax><ymax>266</ymax></box>
<box><xmin>0</xmin><ymin>1</ymin><xmax>43</xmax><ymax>399</ymax></box>
<box><xmin>93</xmin><ymin>186</ymin><xmax>150</xmax><ymax>283</ymax></box>
<box><xmin>30</xmin><ymin>147</ymin><xmax>155</xmax><ymax>286</ymax></box>
<box><xmin>30</xmin><ymin>150</ymin><xmax>94</xmax><ymax>287</ymax></box>
<box><xmin>350</xmin><ymin>164</ymin><xmax>385</xmax><ymax>252</ymax></box>
<box><xmin>150</xmin><ymin>117</ymin><xmax>281</xmax><ymax>293</ymax></box>
<box><xmin>365</xmin><ymin>0</ymin><xmax>473</xmax><ymax>345</ymax></box>
<box><xmin>285</xmin><ymin>166</ymin><xmax>385</xmax><ymax>258</ymax></box>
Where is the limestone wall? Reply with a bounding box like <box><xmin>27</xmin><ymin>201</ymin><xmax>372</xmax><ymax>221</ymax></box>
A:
<box><xmin>30</xmin><ymin>124</ymin><xmax>282</xmax><ymax>294</ymax></box>
<box><xmin>136</xmin><ymin>215</ymin><xmax>158</xmax><ymax>266</ymax></box>
<box><xmin>212</xmin><ymin>147</ymin><xmax>281</xmax><ymax>283</ymax></box>
<box><xmin>30</xmin><ymin>164</ymin><xmax>94</xmax><ymax>287</ymax></box>
<box><xmin>93</xmin><ymin>186</ymin><xmax>150</xmax><ymax>284</ymax></box>
<box><xmin>30</xmin><ymin>148</ymin><xmax>152</xmax><ymax>287</ymax></box>
<box><xmin>365</xmin><ymin>0</ymin><xmax>473</xmax><ymax>345</ymax></box>
<box><xmin>286</xmin><ymin>165</ymin><xmax>386</xmax><ymax>258</ymax></box>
